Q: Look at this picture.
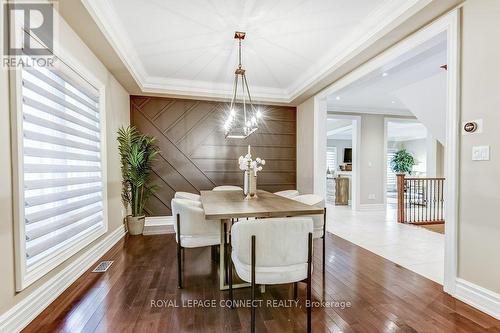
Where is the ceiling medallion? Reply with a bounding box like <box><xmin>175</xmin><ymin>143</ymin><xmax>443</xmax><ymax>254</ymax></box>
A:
<box><xmin>224</xmin><ymin>31</ymin><xmax>262</xmax><ymax>139</ymax></box>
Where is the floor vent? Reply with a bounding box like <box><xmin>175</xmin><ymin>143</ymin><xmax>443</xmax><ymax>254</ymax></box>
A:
<box><xmin>92</xmin><ymin>261</ymin><xmax>113</xmax><ymax>273</ymax></box>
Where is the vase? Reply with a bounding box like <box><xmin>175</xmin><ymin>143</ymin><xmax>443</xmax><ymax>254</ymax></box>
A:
<box><xmin>244</xmin><ymin>170</ymin><xmax>257</xmax><ymax>199</ymax></box>
<box><xmin>249</xmin><ymin>172</ymin><xmax>257</xmax><ymax>198</ymax></box>
<box><xmin>244</xmin><ymin>170</ymin><xmax>250</xmax><ymax>195</ymax></box>
<box><xmin>126</xmin><ymin>215</ymin><xmax>145</xmax><ymax>235</ymax></box>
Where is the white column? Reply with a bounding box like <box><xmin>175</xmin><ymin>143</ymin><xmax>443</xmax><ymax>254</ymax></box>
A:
<box><xmin>313</xmin><ymin>95</ymin><xmax>327</xmax><ymax>198</ymax></box>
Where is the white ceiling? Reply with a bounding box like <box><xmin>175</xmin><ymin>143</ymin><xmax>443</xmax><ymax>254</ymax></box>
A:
<box><xmin>327</xmin><ymin>118</ymin><xmax>427</xmax><ymax>141</ymax></box>
<box><xmin>82</xmin><ymin>0</ymin><xmax>432</xmax><ymax>103</ymax></box>
<box><xmin>387</xmin><ymin>121</ymin><xmax>427</xmax><ymax>141</ymax></box>
<box><xmin>328</xmin><ymin>32</ymin><xmax>447</xmax><ymax>114</ymax></box>
<box><xmin>327</xmin><ymin>118</ymin><xmax>353</xmax><ymax>140</ymax></box>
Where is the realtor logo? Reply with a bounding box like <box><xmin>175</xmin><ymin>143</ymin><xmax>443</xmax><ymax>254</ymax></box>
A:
<box><xmin>3</xmin><ymin>1</ymin><xmax>56</xmax><ymax>67</ymax></box>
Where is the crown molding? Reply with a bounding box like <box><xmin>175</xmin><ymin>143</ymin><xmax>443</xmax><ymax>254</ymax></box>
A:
<box><xmin>80</xmin><ymin>0</ymin><xmax>148</xmax><ymax>86</ymax></box>
<box><xmin>142</xmin><ymin>76</ymin><xmax>290</xmax><ymax>105</ymax></box>
<box><xmin>82</xmin><ymin>0</ymin><xmax>433</xmax><ymax>104</ymax></box>
<box><xmin>328</xmin><ymin>105</ymin><xmax>413</xmax><ymax>116</ymax></box>
<box><xmin>390</xmin><ymin>135</ymin><xmax>427</xmax><ymax>141</ymax></box>
<box><xmin>287</xmin><ymin>0</ymin><xmax>434</xmax><ymax>102</ymax></box>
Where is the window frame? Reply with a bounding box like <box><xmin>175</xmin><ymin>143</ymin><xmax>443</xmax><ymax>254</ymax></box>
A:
<box><xmin>10</xmin><ymin>39</ymin><xmax>108</xmax><ymax>292</ymax></box>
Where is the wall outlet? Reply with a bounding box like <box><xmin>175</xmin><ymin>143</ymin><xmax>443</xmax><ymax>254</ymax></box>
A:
<box><xmin>368</xmin><ymin>194</ymin><xmax>376</xmax><ymax>200</ymax></box>
<box><xmin>472</xmin><ymin>145</ymin><xmax>490</xmax><ymax>161</ymax></box>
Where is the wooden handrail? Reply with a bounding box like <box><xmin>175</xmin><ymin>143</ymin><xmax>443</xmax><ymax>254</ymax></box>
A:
<box><xmin>404</xmin><ymin>177</ymin><xmax>446</xmax><ymax>180</ymax></box>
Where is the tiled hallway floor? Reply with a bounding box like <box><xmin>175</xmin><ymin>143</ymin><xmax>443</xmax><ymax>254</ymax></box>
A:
<box><xmin>326</xmin><ymin>204</ymin><xmax>444</xmax><ymax>283</ymax></box>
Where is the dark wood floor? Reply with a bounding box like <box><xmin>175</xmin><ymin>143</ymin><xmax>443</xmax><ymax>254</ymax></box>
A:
<box><xmin>24</xmin><ymin>232</ymin><xmax>499</xmax><ymax>333</ymax></box>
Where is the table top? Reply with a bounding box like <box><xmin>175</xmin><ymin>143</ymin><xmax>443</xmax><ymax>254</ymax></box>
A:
<box><xmin>200</xmin><ymin>190</ymin><xmax>324</xmax><ymax>220</ymax></box>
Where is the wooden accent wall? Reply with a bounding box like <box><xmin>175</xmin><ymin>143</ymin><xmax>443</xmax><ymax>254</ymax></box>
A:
<box><xmin>130</xmin><ymin>96</ymin><xmax>297</xmax><ymax>215</ymax></box>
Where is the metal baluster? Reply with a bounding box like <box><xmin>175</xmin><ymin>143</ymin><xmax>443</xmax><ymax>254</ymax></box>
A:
<box><xmin>408</xmin><ymin>179</ymin><xmax>412</xmax><ymax>223</ymax></box>
<box><xmin>438</xmin><ymin>180</ymin><xmax>443</xmax><ymax>220</ymax></box>
<box><xmin>405</xmin><ymin>179</ymin><xmax>408</xmax><ymax>223</ymax></box>
<box><xmin>437</xmin><ymin>180</ymin><xmax>441</xmax><ymax>220</ymax></box>
<box><xmin>413</xmin><ymin>179</ymin><xmax>416</xmax><ymax>223</ymax></box>
<box><xmin>424</xmin><ymin>179</ymin><xmax>427</xmax><ymax>222</ymax></box>
<box><xmin>426</xmin><ymin>179</ymin><xmax>430</xmax><ymax>222</ymax></box>
<box><xmin>417</xmin><ymin>179</ymin><xmax>419</xmax><ymax>223</ymax></box>
<box><xmin>440</xmin><ymin>179</ymin><xmax>444</xmax><ymax>221</ymax></box>
<box><xmin>418</xmin><ymin>179</ymin><xmax>421</xmax><ymax>223</ymax></box>
<box><xmin>433</xmin><ymin>179</ymin><xmax>437</xmax><ymax>222</ymax></box>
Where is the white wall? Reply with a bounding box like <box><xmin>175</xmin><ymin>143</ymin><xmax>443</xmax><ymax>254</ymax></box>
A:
<box><xmin>0</xmin><ymin>6</ymin><xmax>130</xmax><ymax>315</ymax></box>
<box><xmin>297</xmin><ymin>97</ymin><xmax>314</xmax><ymax>194</ymax></box>
<box><xmin>296</xmin><ymin>0</ymin><xmax>500</xmax><ymax>312</ymax></box>
<box><xmin>297</xmin><ymin>96</ymin><xmax>327</xmax><ymax>196</ymax></box>
<box><xmin>392</xmin><ymin>138</ymin><xmax>427</xmax><ymax>175</ymax></box>
<box><xmin>359</xmin><ymin>114</ymin><xmax>385</xmax><ymax>205</ymax></box>
<box><xmin>394</xmin><ymin>72</ymin><xmax>447</xmax><ymax>145</ymax></box>
<box><xmin>458</xmin><ymin>0</ymin><xmax>500</xmax><ymax>295</ymax></box>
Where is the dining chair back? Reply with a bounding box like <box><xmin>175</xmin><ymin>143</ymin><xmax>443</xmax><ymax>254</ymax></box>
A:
<box><xmin>273</xmin><ymin>189</ymin><xmax>300</xmax><ymax>198</ymax></box>
<box><xmin>292</xmin><ymin>194</ymin><xmax>327</xmax><ymax>275</ymax></box>
<box><xmin>171</xmin><ymin>198</ymin><xmax>220</xmax><ymax>288</ymax></box>
<box><xmin>292</xmin><ymin>194</ymin><xmax>325</xmax><ymax>238</ymax></box>
<box><xmin>174</xmin><ymin>191</ymin><xmax>201</xmax><ymax>201</ymax></box>
<box><xmin>229</xmin><ymin>217</ymin><xmax>313</xmax><ymax>333</ymax></box>
<box><xmin>212</xmin><ymin>185</ymin><xmax>243</xmax><ymax>191</ymax></box>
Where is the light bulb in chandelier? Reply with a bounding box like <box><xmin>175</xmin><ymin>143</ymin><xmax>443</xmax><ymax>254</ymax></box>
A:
<box><xmin>224</xmin><ymin>31</ymin><xmax>260</xmax><ymax>139</ymax></box>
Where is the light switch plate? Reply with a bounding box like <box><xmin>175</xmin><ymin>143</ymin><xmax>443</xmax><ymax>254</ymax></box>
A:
<box><xmin>472</xmin><ymin>146</ymin><xmax>490</xmax><ymax>161</ymax></box>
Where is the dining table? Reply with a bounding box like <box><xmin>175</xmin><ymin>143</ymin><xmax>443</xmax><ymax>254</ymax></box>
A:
<box><xmin>200</xmin><ymin>189</ymin><xmax>325</xmax><ymax>290</ymax></box>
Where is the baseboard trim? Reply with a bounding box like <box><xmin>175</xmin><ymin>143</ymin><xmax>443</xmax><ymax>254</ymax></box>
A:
<box><xmin>143</xmin><ymin>216</ymin><xmax>174</xmax><ymax>235</ymax></box>
<box><xmin>0</xmin><ymin>225</ymin><xmax>126</xmax><ymax>333</ymax></box>
<box><xmin>455</xmin><ymin>278</ymin><xmax>500</xmax><ymax>320</ymax></box>
<box><xmin>357</xmin><ymin>204</ymin><xmax>385</xmax><ymax>211</ymax></box>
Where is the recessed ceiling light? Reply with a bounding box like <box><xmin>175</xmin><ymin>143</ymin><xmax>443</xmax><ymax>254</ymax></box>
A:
<box><xmin>391</xmin><ymin>100</ymin><xmax>395</xmax><ymax>104</ymax></box>
<box><xmin>336</xmin><ymin>96</ymin><xmax>341</xmax><ymax>100</ymax></box>
<box><xmin>382</xmin><ymin>72</ymin><xmax>389</xmax><ymax>77</ymax></box>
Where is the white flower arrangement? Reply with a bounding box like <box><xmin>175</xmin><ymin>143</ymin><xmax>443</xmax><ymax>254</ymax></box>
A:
<box><xmin>238</xmin><ymin>154</ymin><xmax>265</xmax><ymax>176</ymax></box>
<box><xmin>239</xmin><ymin>146</ymin><xmax>264</xmax><ymax>197</ymax></box>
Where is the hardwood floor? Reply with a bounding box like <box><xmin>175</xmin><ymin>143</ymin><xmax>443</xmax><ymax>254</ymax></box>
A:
<box><xmin>24</xmin><ymin>233</ymin><xmax>499</xmax><ymax>333</ymax></box>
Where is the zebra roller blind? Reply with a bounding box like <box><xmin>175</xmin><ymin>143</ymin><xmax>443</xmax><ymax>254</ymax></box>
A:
<box><xmin>15</xmin><ymin>59</ymin><xmax>106</xmax><ymax>290</ymax></box>
<box><xmin>326</xmin><ymin>147</ymin><xmax>337</xmax><ymax>174</ymax></box>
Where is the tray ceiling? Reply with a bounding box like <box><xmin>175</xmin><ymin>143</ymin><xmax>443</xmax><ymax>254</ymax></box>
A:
<box><xmin>83</xmin><ymin>0</ymin><xmax>431</xmax><ymax>103</ymax></box>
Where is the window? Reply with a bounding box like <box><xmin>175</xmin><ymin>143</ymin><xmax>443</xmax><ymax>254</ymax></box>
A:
<box><xmin>326</xmin><ymin>147</ymin><xmax>337</xmax><ymax>175</ymax></box>
<box><xmin>387</xmin><ymin>147</ymin><xmax>397</xmax><ymax>193</ymax></box>
<box><xmin>12</xmin><ymin>56</ymin><xmax>107</xmax><ymax>291</ymax></box>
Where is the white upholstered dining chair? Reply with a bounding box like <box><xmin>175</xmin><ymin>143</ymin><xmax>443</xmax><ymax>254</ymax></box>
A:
<box><xmin>174</xmin><ymin>191</ymin><xmax>201</xmax><ymax>201</ymax></box>
<box><xmin>212</xmin><ymin>185</ymin><xmax>243</xmax><ymax>191</ymax></box>
<box><xmin>171</xmin><ymin>198</ymin><xmax>220</xmax><ymax>288</ymax></box>
<box><xmin>291</xmin><ymin>194</ymin><xmax>327</xmax><ymax>274</ymax></box>
<box><xmin>229</xmin><ymin>217</ymin><xmax>314</xmax><ymax>333</ymax></box>
<box><xmin>274</xmin><ymin>189</ymin><xmax>300</xmax><ymax>198</ymax></box>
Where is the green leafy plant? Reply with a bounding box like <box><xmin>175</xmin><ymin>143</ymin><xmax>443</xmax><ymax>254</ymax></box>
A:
<box><xmin>117</xmin><ymin>126</ymin><xmax>160</xmax><ymax>217</ymax></box>
<box><xmin>390</xmin><ymin>149</ymin><xmax>416</xmax><ymax>174</ymax></box>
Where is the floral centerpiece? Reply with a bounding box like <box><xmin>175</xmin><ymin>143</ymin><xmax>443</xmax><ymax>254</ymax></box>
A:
<box><xmin>238</xmin><ymin>145</ymin><xmax>265</xmax><ymax>198</ymax></box>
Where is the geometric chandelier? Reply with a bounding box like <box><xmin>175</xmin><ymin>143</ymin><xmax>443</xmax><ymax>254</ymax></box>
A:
<box><xmin>224</xmin><ymin>31</ymin><xmax>262</xmax><ymax>139</ymax></box>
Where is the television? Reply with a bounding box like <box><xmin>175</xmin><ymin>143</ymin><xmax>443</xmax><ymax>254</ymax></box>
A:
<box><xmin>343</xmin><ymin>148</ymin><xmax>352</xmax><ymax>163</ymax></box>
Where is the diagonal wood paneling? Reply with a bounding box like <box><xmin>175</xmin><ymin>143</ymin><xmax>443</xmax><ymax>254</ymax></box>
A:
<box><xmin>131</xmin><ymin>95</ymin><xmax>296</xmax><ymax>215</ymax></box>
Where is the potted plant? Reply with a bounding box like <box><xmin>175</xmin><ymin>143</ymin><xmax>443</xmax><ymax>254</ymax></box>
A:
<box><xmin>390</xmin><ymin>149</ymin><xmax>416</xmax><ymax>175</ymax></box>
<box><xmin>118</xmin><ymin>126</ymin><xmax>160</xmax><ymax>235</ymax></box>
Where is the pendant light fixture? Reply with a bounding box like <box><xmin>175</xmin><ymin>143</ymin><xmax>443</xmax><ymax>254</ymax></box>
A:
<box><xmin>224</xmin><ymin>31</ymin><xmax>262</xmax><ymax>139</ymax></box>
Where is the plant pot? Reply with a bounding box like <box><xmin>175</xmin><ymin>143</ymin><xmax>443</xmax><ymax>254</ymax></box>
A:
<box><xmin>126</xmin><ymin>215</ymin><xmax>145</xmax><ymax>235</ymax></box>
